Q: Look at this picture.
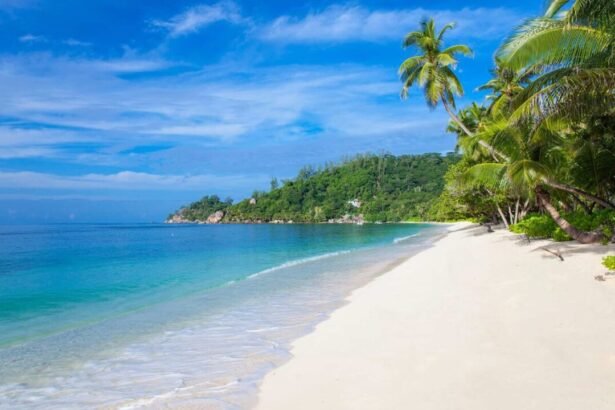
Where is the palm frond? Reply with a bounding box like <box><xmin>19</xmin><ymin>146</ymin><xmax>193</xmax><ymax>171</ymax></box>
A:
<box><xmin>403</xmin><ymin>31</ymin><xmax>424</xmax><ymax>48</ymax></box>
<box><xmin>462</xmin><ymin>163</ymin><xmax>508</xmax><ymax>190</ymax></box>
<box><xmin>441</xmin><ymin>44</ymin><xmax>473</xmax><ymax>57</ymax></box>
<box><xmin>510</xmin><ymin>67</ymin><xmax>615</xmax><ymax>123</ymax></box>
<box><xmin>545</xmin><ymin>0</ymin><xmax>570</xmax><ymax>18</ymax></box>
<box><xmin>441</xmin><ymin>66</ymin><xmax>464</xmax><ymax>95</ymax></box>
<box><xmin>498</xmin><ymin>19</ymin><xmax>611</xmax><ymax>70</ymax></box>
<box><xmin>437</xmin><ymin>22</ymin><xmax>455</xmax><ymax>42</ymax></box>
<box><xmin>508</xmin><ymin>159</ymin><xmax>552</xmax><ymax>188</ymax></box>
<box><xmin>436</xmin><ymin>53</ymin><xmax>457</xmax><ymax>67</ymax></box>
<box><xmin>398</xmin><ymin>56</ymin><xmax>423</xmax><ymax>75</ymax></box>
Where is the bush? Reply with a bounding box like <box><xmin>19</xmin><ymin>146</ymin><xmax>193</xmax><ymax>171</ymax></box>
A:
<box><xmin>603</xmin><ymin>256</ymin><xmax>615</xmax><ymax>271</ymax></box>
<box><xmin>509</xmin><ymin>214</ymin><xmax>557</xmax><ymax>238</ymax></box>
<box><xmin>510</xmin><ymin>210</ymin><xmax>615</xmax><ymax>242</ymax></box>
<box><xmin>552</xmin><ymin>228</ymin><xmax>572</xmax><ymax>242</ymax></box>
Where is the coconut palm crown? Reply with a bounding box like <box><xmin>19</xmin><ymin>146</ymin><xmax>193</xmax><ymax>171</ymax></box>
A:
<box><xmin>398</xmin><ymin>18</ymin><xmax>473</xmax><ymax>134</ymax></box>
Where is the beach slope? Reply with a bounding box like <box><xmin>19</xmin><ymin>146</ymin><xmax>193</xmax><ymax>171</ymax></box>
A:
<box><xmin>256</xmin><ymin>224</ymin><xmax>615</xmax><ymax>410</ymax></box>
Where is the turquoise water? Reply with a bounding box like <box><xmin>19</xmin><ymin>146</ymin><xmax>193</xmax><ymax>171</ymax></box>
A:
<box><xmin>0</xmin><ymin>223</ymin><xmax>441</xmax><ymax>408</ymax></box>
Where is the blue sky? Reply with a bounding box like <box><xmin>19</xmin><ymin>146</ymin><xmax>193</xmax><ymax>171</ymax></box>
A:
<box><xmin>0</xmin><ymin>0</ymin><xmax>542</xmax><ymax>223</ymax></box>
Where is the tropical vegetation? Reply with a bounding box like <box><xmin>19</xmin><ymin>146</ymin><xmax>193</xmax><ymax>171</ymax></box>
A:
<box><xmin>405</xmin><ymin>0</ymin><xmax>614</xmax><ymax>243</ymax></box>
<box><xmin>169</xmin><ymin>153</ymin><xmax>459</xmax><ymax>223</ymax></box>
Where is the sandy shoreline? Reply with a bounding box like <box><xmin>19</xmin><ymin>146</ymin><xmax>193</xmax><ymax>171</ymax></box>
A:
<box><xmin>255</xmin><ymin>223</ymin><xmax>615</xmax><ymax>409</ymax></box>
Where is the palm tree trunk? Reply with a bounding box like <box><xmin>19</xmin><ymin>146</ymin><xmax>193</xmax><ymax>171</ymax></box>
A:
<box><xmin>535</xmin><ymin>187</ymin><xmax>605</xmax><ymax>244</ymax></box>
<box><xmin>441</xmin><ymin>98</ymin><xmax>510</xmax><ymax>162</ymax></box>
<box><xmin>495</xmin><ymin>203</ymin><xmax>509</xmax><ymax>228</ymax></box>
<box><xmin>520</xmin><ymin>198</ymin><xmax>530</xmax><ymax>220</ymax></box>
<box><xmin>542</xmin><ymin>179</ymin><xmax>615</xmax><ymax>210</ymax></box>
<box><xmin>441</xmin><ymin>98</ymin><xmax>475</xmax><ymax>136</ymax></box>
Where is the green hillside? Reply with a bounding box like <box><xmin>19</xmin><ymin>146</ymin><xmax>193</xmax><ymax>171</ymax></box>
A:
<box><xmin>168</xmin><ymin>152</ymin><xmax>459</xmax><ymax>223</ymax></box>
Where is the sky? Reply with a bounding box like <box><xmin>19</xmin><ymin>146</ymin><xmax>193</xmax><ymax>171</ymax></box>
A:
<box><xmin>0</xmin><ymin>0</ymin><xmax>543</xmax><ymax>223</ymax></box>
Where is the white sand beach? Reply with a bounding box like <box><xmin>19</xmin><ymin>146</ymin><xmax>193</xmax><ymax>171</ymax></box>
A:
<box><xmin>256</xmin><ymin>223</ymin><xmax>615</xmax><ymax>410</ymax></box>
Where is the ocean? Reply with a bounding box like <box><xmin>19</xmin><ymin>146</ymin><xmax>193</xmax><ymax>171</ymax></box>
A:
<box><xmin>0</xmin><ymin>223</ymin><xmax>443</xmax><ymax>409</ymax></box>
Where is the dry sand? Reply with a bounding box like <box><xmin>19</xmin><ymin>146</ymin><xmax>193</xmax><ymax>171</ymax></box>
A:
<box><xmin>255</xmin><ymin>223</ymin><xmax>615</xmax><ymax>410</ymax></box>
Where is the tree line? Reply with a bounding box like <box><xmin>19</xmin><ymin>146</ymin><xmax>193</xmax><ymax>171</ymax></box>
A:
<box><xmin>169</xmin><ymin>153</ymin><xmax>459</xmax><ymax>223</ymax></box>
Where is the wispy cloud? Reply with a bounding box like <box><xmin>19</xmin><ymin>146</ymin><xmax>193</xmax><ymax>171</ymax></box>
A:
<box><xmin>0</xmin><ymin>51</ymin><xmax>444</xmax><ymax>153</ymax></box>
<box><xmin>63</xmin><ymin>38</ymin><xmax>92</xmax><ymax>47</ymax></box>
<box><xmin>260</xmin><ymin>5</ymin><xmax>524</xmax><ymax>43</ymax></box>
<box><xmin>152</xmin><ymin>1</ymin><xmax>245</xmax><ymax>38</ymax></box>
<box><xmin>0</xmin><ymin>170</ymin><xmax>267</xmax><ymax>191</ymax></box>
<box><xmin>90</xmin><ymin>58</ymin><xmax>172</xmax><ymax>73</ymax></box>
<box><xmin>19</xmin><ymin>33</ymin><xmax>46</xmax><ymax>43</ymax></box>
<box><xmin>18</xmin><ymin>35</ymin><xmax>92</xmax><ymax>47</ymax></box>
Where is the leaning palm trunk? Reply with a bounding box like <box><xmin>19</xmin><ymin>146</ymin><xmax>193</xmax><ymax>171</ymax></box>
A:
<box><xmin>441</xmin><ymin>98</ymin><xmax>474</xmax><ymax>137</ymax></box>
<box><xmin>535</xmin><ymin>187</ymin><xmax>605</xmax><ymax>244</ymax></box>
<box><xmin>494</xmin><ymin>203</ymin><xmax>510</xmax><ymax>228</ymax></box>
<box><xmin>441</xmin><ymin>98</ymin><xmax>510</xmax><ymax>162</ymax></box>
<box><xmin>543</xmin><ymin>179</ymin><xmax>615</xmax><ymax>209</ymax></box>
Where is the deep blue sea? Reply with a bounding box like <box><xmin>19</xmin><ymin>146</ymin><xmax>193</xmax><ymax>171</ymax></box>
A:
<box><xmin>0</xmin><ymin>223</ymin><xmax>442</xmax><ymax>409</ymax></box>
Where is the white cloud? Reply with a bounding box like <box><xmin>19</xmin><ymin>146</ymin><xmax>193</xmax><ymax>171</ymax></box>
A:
<box><xmin>152</xmin><ymin>1</ymin><xmax>244</xmax><ymax>38</ymax></box>
<box><xmin>152</xmin><ymin>123</ymin><xmax>249</xmax><ymax>138</ymax></box>
<box><xmin>19</xmin><ymin>34</ymin><xmax>46</xmax><ymax>43</ymax></box>
<box><xmin>90</xmin><ymin>58</ymin><xmax>171</xmax><ymax>73</ymax></box>
<box><xmin>0</xmin><ymin>52</ymin><xmax>449</xmax><ymax>162</ymax></box>
<box><xmin>63</xmin><ymin>38</ymin><xmax>92</xmax><ymax>47</ymax></box>
<box><xmin>0</xmin><ymin>146</ymin><xmax>57</xmax><ymax>159</ymax></box>
<box><xmin>260</xmin><ymin>5</ymin><xmax>524</xmax><ymax>43</ymax></box>
<box><xmin>0</xmin><ymin>170</ymin><xmax>265</xmax><ymax>191</ymax></box>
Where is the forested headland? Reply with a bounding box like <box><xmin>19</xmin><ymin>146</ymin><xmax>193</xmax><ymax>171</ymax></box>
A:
<box><xmin>167</xmin><ymin>153</ymin><xmax>459</xmax><ymax>224</ymax></box>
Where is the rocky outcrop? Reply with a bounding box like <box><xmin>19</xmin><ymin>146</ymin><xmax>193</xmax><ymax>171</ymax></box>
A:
<box><xmin>206</xmin><ymin>211</ymin><xmax>225</xmax><ymax>224</ymax></box>
<box><xmin>348</xmin><ymin>199</ymin><xmax>362</xmax><ymax>208</ymax></box>
<box><xmin>165</xmin><ymin>210</ymin><xmax>225</xmax><ymax>224</ymax></box>
<box><xmin>166</xmin><ymin>213</ymin><xmax>188</xmax><ymax>224</ymax></box>
<box><xmin>328</xmin><ymin>214</ymin><xmax>365</xmax><ymax>224</ymax></box>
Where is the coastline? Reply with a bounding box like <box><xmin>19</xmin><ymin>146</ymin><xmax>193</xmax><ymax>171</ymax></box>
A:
<box><xmin>0</xmin><ymin>223</ymin><xmax>444</xmax><ymax>409</ymax></box>
<box><xmin>255</xmin><ymin>223</ymin><xmax>615</xmax><ymax>409</ymax></box>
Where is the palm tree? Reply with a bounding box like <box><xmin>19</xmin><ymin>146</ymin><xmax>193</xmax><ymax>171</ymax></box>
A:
<box><xmin>463</xmin><ymin>118</ymin><xmax>608</xmax><ymax>243</ymax></box>
<box><xmin>398</xmin><ymin>18</ymin><xmax>473</xmax><ymax>136</ymax></box>
<box><xmin>493</xmin><ymin>0</ymin><xmax>615</xmax><ymax>209</ymax></box>
<box><xmin>446</xmin><ymin>102</ymin><xmax>487</xmax><ymax>137</ymax></box>
<box><xmin>477</xmin><ymin>58</ymin><xmax>535</xmax><ymax>115</ymax></box>
<box><xmin>398</xmin><ymin>19</ymin><xmax>512</xmax><ymax>163</ymax></box>
<box><xmin>497</xmin><ymin>0</ymin><xmax>614</xmax><ymax>124</ymax></box>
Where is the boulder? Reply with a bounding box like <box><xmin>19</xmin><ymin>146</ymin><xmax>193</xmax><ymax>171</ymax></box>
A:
<box><xmin>206</xmin><ymin>210</ymin><xmax>225</xmax><ymax>224</ymax></box>
<box><xmin>166</xmin><ymin>214</ymin><xmax>187</xmax><ymax>224</ymax></box>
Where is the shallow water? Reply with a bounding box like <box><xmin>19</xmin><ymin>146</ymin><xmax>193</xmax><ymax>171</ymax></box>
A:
<box><xmin>0</xmin><ymin>223</ymin><xmax>443</xmax><ymax>408</ymax></box>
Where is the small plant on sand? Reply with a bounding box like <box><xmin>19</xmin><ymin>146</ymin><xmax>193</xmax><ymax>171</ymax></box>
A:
<box><xmin>603</xmin><ymin>256</ymin><xmax>615</xmax><ymax>272</ymax></box>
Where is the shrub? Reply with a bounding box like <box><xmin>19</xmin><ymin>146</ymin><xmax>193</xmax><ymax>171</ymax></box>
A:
<box><xmin>603</xmin><ymin>256</ymin><xmax>615</xmax><ymax>271</ymax></box>
<box><xmin>509</xmin><ymin>214</ymin><xmax>557</xmax><ymax>238</ymax></box>
<box><xmin>510</xmin><ymin>210</ymin><xmax>615</xmax><ymax>242</ymax></box>
<box><xmin>552</xmin><ymin>228</ymin><xmax>572</xmax><ymax>242</ymax></box>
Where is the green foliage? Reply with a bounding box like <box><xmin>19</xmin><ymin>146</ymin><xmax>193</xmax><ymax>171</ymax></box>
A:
<box><xmin>398</xmin><ymin>18</ymin><xmax>472</xmax><ymax>107</ymax></box>
<box><xmin>510</xmin><ymin>210</ymin><xmax>615</xmax><ymax>241</ymax></box>
<box><xmin>510</xmin><ymin>214</ymin><xmax>557</xmax><ymax>238</ymax></box>
<box><xmin>427</xmin><ymin>0</ymin><xmax>615</xmax><ymax>243</ymax></box>
<box><xmin>428</xmin><ymin>159</ymin><xmax>498</xmax><ymax>222</ymax></box>
<box><xmin>175</xmin><ymin>195</ymin><xmax>232</xmax><ymax>221</ymax></box>
<box><xmin>603</xmin><ymin>256</ymin><xmax>615</xmax><ymax>271</ymax></box>
<box><xmin>172</xmin><ymin>153</ymin><xmax>460</xmax><ymax>223</ymax></box>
